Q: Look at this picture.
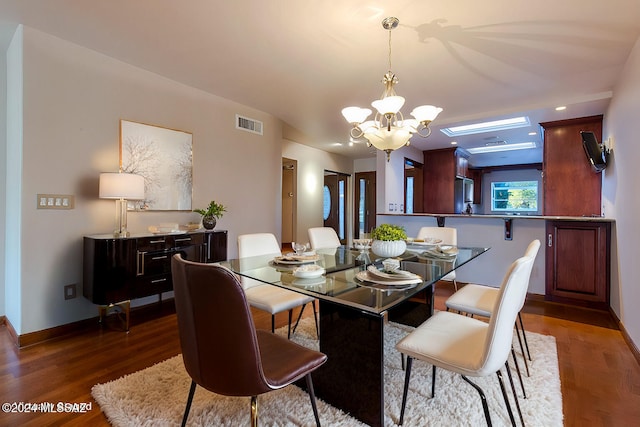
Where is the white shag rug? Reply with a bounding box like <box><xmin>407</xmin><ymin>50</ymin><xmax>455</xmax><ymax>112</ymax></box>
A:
<box><xmin>92</xmin><ymin>318</ymin><xmax>563</xmax><ymax>426</ymax></box>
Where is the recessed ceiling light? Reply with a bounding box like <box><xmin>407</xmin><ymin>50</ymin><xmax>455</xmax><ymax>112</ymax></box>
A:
<box><xmin>467</xmin><ymin>141</ymin><xmax>536</xmax><ymax>154</ymax></box>
<box><xmin>555</xmin><ymin>106</ymin><xmax>567</xmax><ymax>111</ymax></box>
<box><xmin>528</xmin><ymin>131</ymin><xmax>537</xmax><ymax>136</ymax></box>
<box><xmin>450</xmin><ymin>141</ymin><xmax>458</xmax><ymax>145</ymax></box>
<box><xmin>440</xmin><ymin>116</ymin><xmax>530</xmax><ymax>137</ymax></box>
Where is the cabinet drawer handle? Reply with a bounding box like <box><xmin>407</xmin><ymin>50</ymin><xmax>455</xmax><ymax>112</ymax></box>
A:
<box><xmin>548</xmin><ymin>234</ymin><xmax>553</xmax><ymax>247</ymax></box>
<box><xmin>151</xmin><ymin>255</ymin><xmax>168</xmax><ymax>261</ymax></box>
<box><xmin>175</xmin><ymin>237</ymin><xmax>191</xmax><ymax>243</ymax></box>
<box><xmin>149</xmin><ymin>239</ymin><xmax>165</xmax><ymax>244</ymax></box>
<box><xmin>151</xmin><ymin>278</ymin><xmax>168</xmax><ymax>284</ymax></box>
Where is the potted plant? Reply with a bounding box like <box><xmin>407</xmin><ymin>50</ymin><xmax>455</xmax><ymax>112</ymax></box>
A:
<box><xmin>370</xmin><ymin>224</ymin><xmax>407</xmax><ymax>257</ymax></box>
<box><xmin>194</xmin><ymin>200</ymin><xmax>227</xmax><ymax>230</ymax></box>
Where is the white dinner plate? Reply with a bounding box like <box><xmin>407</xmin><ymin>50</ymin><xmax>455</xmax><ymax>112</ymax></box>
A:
<box><xmin>367</xmin><ymin>266</ymin><xmax>419</xmax><ymax>281</ymax></box>
<box><xmin>355</xmin><ymin>270</ymin><xmax>422</xmax><ymax>286</ymax></box>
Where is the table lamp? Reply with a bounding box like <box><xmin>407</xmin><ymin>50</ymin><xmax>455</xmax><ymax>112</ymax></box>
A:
<box><xmin>99</xmin><ymin>172</ymin><xmax>145</xmax><ymax>238</ymax></box>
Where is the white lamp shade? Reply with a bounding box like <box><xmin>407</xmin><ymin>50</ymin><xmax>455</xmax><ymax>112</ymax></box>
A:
<box><xmin>410</xmin><ymin>105</ymin><xmax>443</xmax><ymax>122</ymax></box>
<box><xmin>99</xmin><ymin>172</ymin><xmax>145</xmax><ymax>200</ymax></box>
<box><xmin>342</xmin><ymin>106</ymin><xmax>372</xmax><ymax>124</ymax></box>
<box><xmin>372</xmin><ymin>95</ymin><xmax>405</xmax><ymax>115</ymax></box>
<box><xmin>364</xmin><ymin>127</ymin><xmax>411</xmax><ymax>151</ymax></box>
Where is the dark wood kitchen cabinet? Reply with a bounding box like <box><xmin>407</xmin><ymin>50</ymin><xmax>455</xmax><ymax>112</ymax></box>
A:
<box><xmin>545</xmin><ymin>220</ymin><xmax>610</xmax><ymax>310</ymax></box>
<box><xmin>541</xmin><ymin>115</ymin><xmax>603</xmax><ymax>216</ymax></box>
<box><xmin>423</xmin><ymin>148</ymin><xmax>469</xmax><ymax>213</ymax></box>
<box><xmin>83</xmin><ymin>230</ymin><xmax>227</xmax><ymax>306</ymax></box>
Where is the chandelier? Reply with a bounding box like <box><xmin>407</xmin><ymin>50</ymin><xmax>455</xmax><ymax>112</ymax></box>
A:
<box><xmin>341</xmin><ymin>17</ymin><xmax>443</xmax><ymax>161</ymax></box>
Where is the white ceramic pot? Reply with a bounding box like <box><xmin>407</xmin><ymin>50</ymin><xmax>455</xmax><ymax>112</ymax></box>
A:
<box><xmin>371</xmin><ymin>240</ymin><xmax>407</xmax><ymax>258</ymax></box>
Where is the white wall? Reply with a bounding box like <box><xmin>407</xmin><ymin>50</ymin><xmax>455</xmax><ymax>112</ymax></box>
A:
<box><xmin>282</xmin><ymin>138</ymin><xmax>353</xmax><ymax>245</ymax></box>
<box><xmin>602</xmin><ymin>35</ymin><xmax>640</xmax><ymax>347</ymax></box>
<box><xmin>11</xmin><ymin>26</ymin><xmax>284</xmax><ymax>334</ymax></box>
<box><xmin>0</xmin><ymin>28</ymin><xmax>7</xmax><ymax>318</ymax></box>
<box><xmin>5</xmin><ymin>26</ymin><xmax>22</xmax><ymax>330</ymax></box>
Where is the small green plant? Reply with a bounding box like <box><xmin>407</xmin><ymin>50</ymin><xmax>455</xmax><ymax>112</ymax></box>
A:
<box><xmin>194</xmin><ymin>200</ymin><xmax>227</xmax><ymax>219</ymax></box>
<box><xmin>371</xmin><ymin>224</ymin><xmax>407</xmax><ymax>241</ymax></box>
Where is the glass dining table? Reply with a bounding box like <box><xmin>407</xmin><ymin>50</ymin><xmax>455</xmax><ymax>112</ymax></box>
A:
<box><xmin>222</xmin><ymin>244</ymin><xmax>490</xmax><ymax>427</ymax></box>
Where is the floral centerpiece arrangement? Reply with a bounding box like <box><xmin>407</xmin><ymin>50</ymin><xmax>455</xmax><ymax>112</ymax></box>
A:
<box><xmin>194</xmin><ymin>200</ymin><xmax>226</xmax><ymax>230</ymax></box>
<box><xmin>370</xmin><ymin>224</ymin><xmax>407</xmax><ymax>257</ymax></box>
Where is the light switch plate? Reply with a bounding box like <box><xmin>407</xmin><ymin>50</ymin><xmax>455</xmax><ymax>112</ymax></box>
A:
<box><xmin>37</xmin><ymin>194</ymin><xmax>75</xmax><ymax>209</ymax></box>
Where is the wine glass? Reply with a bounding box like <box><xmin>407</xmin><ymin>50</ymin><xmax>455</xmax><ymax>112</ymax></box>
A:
<box><xmin>292</xmin><ymin>242</ymin><xmax>307</xmax><ymax>255</ymax></box>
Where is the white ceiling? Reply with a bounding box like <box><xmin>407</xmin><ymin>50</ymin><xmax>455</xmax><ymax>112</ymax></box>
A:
<box><xmin>1</xmin><ymin>0</ymin><xmax>639</xmax><ymax>166</ymax></box>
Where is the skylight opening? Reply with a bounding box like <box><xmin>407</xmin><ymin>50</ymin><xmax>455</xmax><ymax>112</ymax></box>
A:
<box><xmin>467</xmin><ymin>141</ymin><xmax>536</xmax><ymax>154</ymax></box>
<box><xmin>440</xmin><ymin>116</ymin><xmax>530</xmax><ymax>137</ymax></box>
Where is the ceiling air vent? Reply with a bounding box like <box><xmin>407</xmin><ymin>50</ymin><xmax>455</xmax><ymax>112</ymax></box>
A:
<box><xmin>236</xmin><ymin>114</ymin><xmax>263</xmax><ymax>135</ymax></box>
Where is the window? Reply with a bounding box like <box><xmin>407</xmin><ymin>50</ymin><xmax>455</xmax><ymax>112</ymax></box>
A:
<box><xmin>491</xmin><ymin>181</ymin><xmax>538</xmax><ymax>212</ymax></box>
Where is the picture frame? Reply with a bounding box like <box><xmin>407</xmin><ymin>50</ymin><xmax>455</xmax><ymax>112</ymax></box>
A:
<box><xmin>120</xmin><ymin>119</ymin><xmax>193</xmax><ymax>211</ymax></box>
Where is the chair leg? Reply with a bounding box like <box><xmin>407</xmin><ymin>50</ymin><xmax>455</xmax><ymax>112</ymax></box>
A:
<box><xmin>271</xmin><ymin>314</ymin><xmax>275</xmax><ymax>333</ymax></box>
<box><xmin>306</xmin><ymin>373</ymin><xmax>322</xmax><ymax>427</ymax></box>
<box><xmin>461</xmin><ymin>375</ymin><xmax>492</xmax><ymax>427</ymax></box>
<box><xmin>453</xmin><ymin>279</ymin><xmax>458</xmax><ymax>291</ymax></box>
<box><xmin>311</xmin><ymin>301</ymin><xmax>319</xmax><ymax>337</ymax></box>
<box><xmin>510</xmin><ymin>347</ymin><xmax>527</xmax><ymax>398</ymax></box>
<box><xmin>399</xmin><ymin>356</ymin><xmax>413</xmax><ymax>425</ymax></box>
<box><xmin>431</xmin><ymin>365</ymin><xmax>436</xmax><ymax>397</ymax></box>
<box><xmin>504</xmin><ymin>361</ymin><xmax>525</xmax><ymax>427</ymax></box>
<box><xmin>287</xmin><ymin>309</ymin><xmax>293</xmax><ymax>339</ymax></box>
<box><xmin>514</xmin><ymin>321</ymin><xmax>530</xmax><ymax>377</ymax></box>
<box><xmin>250</xmin><ymin>395</ymin><xmax>258</xmax><ymax>427</ymax></box>
<box><xmin>291</xmin><ymin>303</ymin><xmax>308</xmax><ymax>336</ymax></box>
<box><xmin>496</xmin><ymin>370</ymin><xmax>517</xmax><ymax>427</ymax></box>
<box><xmin>181</xmin><ymin>380</ymin><xmax>197</xmax><ymax>427</ymax></box>
<box><xmin>519</xmin><ymin>312</ymin><xmax>532</xmax><ymax>361</ymax></box>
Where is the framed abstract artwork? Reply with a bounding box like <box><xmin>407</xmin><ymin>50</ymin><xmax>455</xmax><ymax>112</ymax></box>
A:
<box><xmin>120</xmin><ymin>119</ymin><xmax>193</xmax><ymax>211</ymax></box>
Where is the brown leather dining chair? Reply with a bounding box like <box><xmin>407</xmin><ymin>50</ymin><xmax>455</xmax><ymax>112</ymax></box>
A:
<box><xmin>171</xmin><ymin>254</ymin><xmax>328</xmax><ymax>427</ymax></box>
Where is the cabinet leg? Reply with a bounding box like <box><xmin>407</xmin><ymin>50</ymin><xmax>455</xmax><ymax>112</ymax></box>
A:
<box><xmin>98</xmin><ymin>300</ymin><xmax>131</xmax><ymax>332</ymax></box>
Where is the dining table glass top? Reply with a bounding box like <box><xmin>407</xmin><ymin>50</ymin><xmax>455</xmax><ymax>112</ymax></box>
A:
<box><xmin>222</xmin><ymin>245</ymin><xmax>489</xmax><ymax>316</ymax></box>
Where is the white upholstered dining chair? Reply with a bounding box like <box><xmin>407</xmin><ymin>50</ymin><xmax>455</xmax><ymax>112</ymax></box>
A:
<box><xmin>445</xmin><ymin>239</ymin><xmax>541</xmax><ymax>379</ymax></box>
<box><xmin>396</xmin><ymin>255</ymin><xmax>535</xmax><ymax>426</ymax></box>
<box><xmin>237</xmin><ymin>233</ymin><xmax>318</xmax><ymax>338</ymax></box>
<box><xmin>416</xmin><ymin>226</ymin><xmax>458</xmax><ymax>290</ymax></box>
<box><xmin>308</xmin><ymin>227</ymin><xmax>341</xmax><ymax>250</ymax></box>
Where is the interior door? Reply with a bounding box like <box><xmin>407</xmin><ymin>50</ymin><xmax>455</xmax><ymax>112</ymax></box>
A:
<box><xmin>354</xmin><ymin>171</ymin><xmax>376</xmax><ymax>238</ymax></box>
<box><xmin>404</xmin><ymin>159</ymin><xmax>423</xmax><ymax>213</ymax></box>
<box><xmin>323</xmin><ymin>171</ymin><xmax>349</xmax><ymax>243</ymax></box>
<box><xmin>281</xmin><ymin>159</ymin><xmax>296</xmax><ymax>245</ymax></box>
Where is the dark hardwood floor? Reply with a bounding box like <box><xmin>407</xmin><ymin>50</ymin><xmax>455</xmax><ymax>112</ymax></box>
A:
<box><xmin>1</xmin><ymin>285</ymin><xmax>639</xmax><ymax>426</ymax></box>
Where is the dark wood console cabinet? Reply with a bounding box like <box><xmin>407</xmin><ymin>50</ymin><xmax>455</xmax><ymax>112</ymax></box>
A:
<box><xmin>83</xmin><ymin>230</ymin><xmax>227</xmax><ymax>306</ymax></box>
<box><xmin>545</xmin><ymin>220</ymin><xmax>610</xmax><ymax>310</ymax></box>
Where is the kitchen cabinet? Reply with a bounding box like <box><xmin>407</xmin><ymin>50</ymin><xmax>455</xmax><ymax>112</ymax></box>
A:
<box><xmin>423</xmin><ymin>148</ymin><xmax>469</xmax><ymax>213</ymax></box>
<box><xmin>541</xmin><ymin>115</ymin><xmax>602</xmax><ymax>216</ymax></box>
<box><xmin>545</xmin><ymin>220</ymin><xmax>610</xmax><ymax>310</ymax></box>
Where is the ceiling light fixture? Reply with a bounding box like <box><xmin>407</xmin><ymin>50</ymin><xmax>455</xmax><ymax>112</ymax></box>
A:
<box><xmin>467</xmin><ymin>141</ymin><xmax>536</xmax><ymax>154</ymax></box>
<box><xmin>341</xmin><ymin>17</ymin><xmax>442</xmax><ymax>161</ymax></box>
<box><xmin>441</xmin><ymin>116</ymin><xmax>530</xmax><ymax>137</ymax></box>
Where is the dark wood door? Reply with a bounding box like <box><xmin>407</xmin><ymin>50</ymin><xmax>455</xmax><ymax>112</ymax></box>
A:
<box><xmin>324</xmin><ymin>174</ymin><xmax>339</xmax><ymax>232</ymax></box>
<box><xmin>545</xmin><ymin>220</ymin><xmax>610</xmax><ymax>310</ymax></box>
<box><xmin>541</xmin><ymin>116</ymin><xmax>602</xmax><ymax>216</ymax></box>
<box><xmin>355</xmin><ymin>171</ymin><xmax>376</xmax><ymax>238</ymax></box>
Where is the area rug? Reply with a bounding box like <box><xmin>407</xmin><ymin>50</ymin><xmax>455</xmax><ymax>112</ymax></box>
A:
<box><xmin>92</xmin><ymin>318</ymin><xmax>563</xmax><ymax>426</ymax></box>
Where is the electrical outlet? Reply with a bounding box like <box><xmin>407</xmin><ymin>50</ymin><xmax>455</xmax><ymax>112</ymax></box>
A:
<box><xmin>64</xmin><ymin>284</ymin><xmax>77</xmax><ymax>300</ymax></box>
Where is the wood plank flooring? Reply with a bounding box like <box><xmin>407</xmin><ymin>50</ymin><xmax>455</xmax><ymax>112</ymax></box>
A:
<box><xmin>1</xmin><ymin>286</ymin><xmax>639</xmax><ymax>426</ymax></box>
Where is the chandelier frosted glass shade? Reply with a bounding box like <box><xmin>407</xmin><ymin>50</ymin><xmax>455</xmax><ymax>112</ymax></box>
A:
<box><xmin>341</xmin><ymin>17</ymin><xmax>442</xmax><ymax>161</ymax></box>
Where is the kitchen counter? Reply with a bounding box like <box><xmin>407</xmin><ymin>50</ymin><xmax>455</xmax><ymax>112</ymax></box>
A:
<box><xmin>379</xmin><ymin>213</ymin><xmax>615</xmax><ymax>222</ymax></box>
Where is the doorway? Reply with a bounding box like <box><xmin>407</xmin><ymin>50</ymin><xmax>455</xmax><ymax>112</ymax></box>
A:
<box><xmin>323</xmin><ymin>171</ymin><xmax>349</xmax><ymax>244</ymax></box>
<box><xmin>282</xmin><ymin>158</ymin><xmax>297</xmax><ymax>245</ymax></box>
<box><xmin>405</xmin><ymin>158</ymin><xmax>424</xmax><ymax>213</ymax></box>
<box><xmin>354</xmin><ymin>171</ymin><xmax>376</xmax><ymax>238</ymax></box>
